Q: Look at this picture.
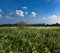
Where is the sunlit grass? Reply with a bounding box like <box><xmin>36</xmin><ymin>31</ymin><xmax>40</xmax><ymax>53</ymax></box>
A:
<box><xmin>0</xmin><ymin>27</ymin><xmax>60</xmax><ymax>53</ymax></box>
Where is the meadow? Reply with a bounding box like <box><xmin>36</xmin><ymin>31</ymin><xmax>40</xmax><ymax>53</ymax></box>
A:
<box><xmin>0</xmin><ymin>27</ymin><xmax>60</xmax><ymax>53</ymax></box>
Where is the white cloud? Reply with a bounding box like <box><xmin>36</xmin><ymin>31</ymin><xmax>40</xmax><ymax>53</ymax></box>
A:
<box><xmin>48</xmin><ymin>15</ymin><xmax>60</xmax><ymax>24</ymax></box>
<box><xmin>40</xmin><ymin>15</ymin><xmax>60</xmax><ymax>24</ymax></box>
<box><xmin>31</xmin><ymin>11</ymin><xmax>37</xmax><ymax>17</ymax></box>
<box><xmin>6</xmin><ymin>16</ymin><xmax>13</xmax><ymax>19</ymax></box>
<box><xmin>16</xmin><ymin>10</ymin><xmax>24</xmax><ymax>17</ymax></box>
<box><xmin>25</xmin><ymin>12</ymin><xmax>28</xmax><ymax>15</ymax></box>
<box><xmin>9</xmin><ymin>11</ymin><xmax>13</xmax><ymax>15</ymax></box>
<box><xmin>0</xmin><ymin>14</ymin><xmax>2</xmax><ymax>18</ymax></box>
<box><xmin>22</xmin><ymin>6</ymin><xmax>27</xmax><ymax>9</ymax></box>
<box><xmin>15</xmin><ymin>9</ymin><xmax>37</xmax><ymax>17</ymax></box>
<box><xmin>0</xmin><ymin>9</ymin><xmax>3</xmax><ymax>13</ymax></box>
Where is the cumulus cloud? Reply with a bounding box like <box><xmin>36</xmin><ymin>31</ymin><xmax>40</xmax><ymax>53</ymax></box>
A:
<box><xmin>40</xmin><ymin>15</ymin><xmax>60</xmax><ymax>24</ymax></box>
<box><xmin>15</xmin><ymin>9</ymin><xmax>37</xmax><ymax>17</ymax></box>
<box><xmin>22</xmin><ymin>6</ymin><xmax>27</xmax><ymax>9</ymax></box>
<box><xmin>25</xmin><ymin>12</ymin><xmax>28</xmax><ymax>15</ymax></box>
<box><xmin>48</xmin><ymin>15</ymin><xmax>60</xmax><ymax>24</ymax></box>
<box><xmin>16</xmin><ymin>10</ymin><xmax>24</xmax><ymax>17</ymax></box>
<box><xmin>6</xmin><ymin>16</ymin><xmax>13</xmax><ymax>19</ymax></box>
<box><xmin>31</xmin><ymin>11</ymin><xmax>37</xmax><ymax>17</ymax></box>
<box><xmin>9</xmin><ymin>11</ymin><xmax>13</xmax><ymax>15</ymax></box>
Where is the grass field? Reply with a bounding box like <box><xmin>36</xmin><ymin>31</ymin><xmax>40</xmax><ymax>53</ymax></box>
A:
<box><xmin>0</xmin><ymin>27</ymin><xmax>60</xmax><ymax>53</ymax></box>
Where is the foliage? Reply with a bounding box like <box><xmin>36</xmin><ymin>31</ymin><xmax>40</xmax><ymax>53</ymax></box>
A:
<box><xmin>0</xmin><ymin>27</ymin><xmax>60</xmax><ymax>53</ymax></box>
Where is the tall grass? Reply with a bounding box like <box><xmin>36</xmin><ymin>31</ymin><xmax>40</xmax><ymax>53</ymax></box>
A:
<box><xmin>0</xmin><ymin>27</ymin><xmax>60</xmax><ymax>53</ymax></box>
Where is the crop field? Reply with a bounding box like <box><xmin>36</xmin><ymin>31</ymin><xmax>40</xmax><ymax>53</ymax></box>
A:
<box><xmin>0</xmin><ymin>27</ymin><xmax>60</xmax><ymax>53</ymax></box>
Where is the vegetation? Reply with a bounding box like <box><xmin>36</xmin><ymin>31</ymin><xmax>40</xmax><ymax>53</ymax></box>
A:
<box><xmin>0</xmin><ymin>22</ymin><xmax>60</xmax><ymax>27</ymax></box>
<box><xmin>0</xmin><ymin>27</ymin><xmax>60</xmax><ymax>53</ymax></box>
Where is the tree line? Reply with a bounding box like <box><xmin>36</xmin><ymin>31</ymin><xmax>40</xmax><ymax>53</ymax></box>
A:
<box><xmin>0</xmin><ymin>22</ymin><xmax>60</xmax><ymax>27</ymax></box>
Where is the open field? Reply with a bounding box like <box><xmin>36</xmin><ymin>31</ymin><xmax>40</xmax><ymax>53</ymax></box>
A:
<box><xmin>1</xmin><ymin>26</ymin><xmax>60</xmax><ymax>29</ymax></box>
<box><xmin>0</xmin><ymin>27</ymin><xmax>60</xmax><ymax>53</ymax></box>
<box><xmin>28</xmin><ymin>26</ymin><xmax>60</xmax><ymax>30</ymax></box>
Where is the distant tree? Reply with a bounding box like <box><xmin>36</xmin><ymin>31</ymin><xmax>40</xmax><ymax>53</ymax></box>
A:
<box><xmin>51</xmin><ymin>22</ymin><xmax>60</xmax><ymax>26</ymax></box>
<box><xmin>56</xmin><ymin>23</ymin><xmax>59</xmax><ymax>25</ymax></box>
<box><xmin>17</xmin><ymin>21</ymin><xmax>27</xmax><ymax>28</ymax></box>
<box><xmin>42</xmin><ymin>23</ymin><xmax>45</xmax><ymax>26</ymax></box>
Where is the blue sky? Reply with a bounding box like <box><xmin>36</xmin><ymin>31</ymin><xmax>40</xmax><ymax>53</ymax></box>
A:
<box><xmin>0</xmin><ymin>0</ymin><xmax>60</xmax><ymax>24</ymax></box>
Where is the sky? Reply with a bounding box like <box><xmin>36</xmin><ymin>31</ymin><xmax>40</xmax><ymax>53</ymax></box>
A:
<box><xmin>0</xmin><ymin>0</ymin><xmax>60</xmax><ymax>24</ymax></box>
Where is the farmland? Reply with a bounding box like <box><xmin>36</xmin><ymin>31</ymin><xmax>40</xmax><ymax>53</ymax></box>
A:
<box><xmin>0</xmin><ymin>27</ymin><xmax>60</xmax><ymax>53</ymax></box>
